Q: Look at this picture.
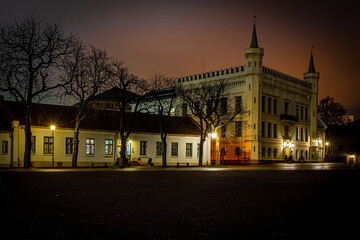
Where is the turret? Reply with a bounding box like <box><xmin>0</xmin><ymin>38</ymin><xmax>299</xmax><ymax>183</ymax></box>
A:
<box><xmin>245</xmin><ymin>23</ymin><xmax>264</xmax><ymax>74</ymax></box>
<box><xmin>304</xmin><ymin>50</ymin><xmax>320</xmax><ymax>160</ymax></box>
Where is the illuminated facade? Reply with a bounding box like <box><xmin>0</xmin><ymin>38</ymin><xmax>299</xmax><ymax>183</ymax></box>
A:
<box><xmin>176</xmin><ymin>24</ymin><xmax>326</xmax><ymax>164</ymax></box>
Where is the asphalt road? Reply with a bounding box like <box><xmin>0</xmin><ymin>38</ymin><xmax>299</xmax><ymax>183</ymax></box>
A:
<box><xmin>1</xmin><ymin>164</ymin><xmax>359</xmax><ymax>239</ymax></box>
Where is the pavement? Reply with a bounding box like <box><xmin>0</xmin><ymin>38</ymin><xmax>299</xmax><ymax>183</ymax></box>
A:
<box><xmin>1</xmin><ymin>163</ymin><xmax>360</xmax><ymax>239</ymax></box>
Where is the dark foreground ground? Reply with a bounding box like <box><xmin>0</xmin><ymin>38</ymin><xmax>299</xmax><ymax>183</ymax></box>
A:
<box><xmin>1</xmin><ymin>164</ymin><xmax>360</xmax><ymax>239</ymax></box>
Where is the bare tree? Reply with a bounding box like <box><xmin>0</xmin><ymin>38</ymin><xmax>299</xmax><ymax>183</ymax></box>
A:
<box><xmin>61</xmin><ymin>44</ymin><xmax>111</xmax><ymax>167</ymax></box>
<box><xmin>0</xmin><ymin>14</ymin><xmax>77</xmax><ymax>167</ymax></box>
<box><xmin>319</xmin><ymin>95</ymin><xmax>347</xmax><ymax>126</ymax></box>
<box><xmin>177</xmin><ymin>79</ymin><xmax>243</xmax><ymax>165</ymax></box>
<box><xmin>109</xmin><ymin>60</ymin><xmax>147</xmax><ymax>167</ymax></box>
<box><xmin>143</xmin><ymin>73</ymin><xmax>177</xmax><ymax>166</ymax></box>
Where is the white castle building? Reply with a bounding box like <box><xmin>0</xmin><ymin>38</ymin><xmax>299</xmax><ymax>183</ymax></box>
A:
<box><xmin>176</xmin><ymin>23</ymin><xmax>326</xmax><ymax>164</ymax></box>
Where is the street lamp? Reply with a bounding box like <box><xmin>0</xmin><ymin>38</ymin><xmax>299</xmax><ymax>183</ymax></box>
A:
<box><xmin>50</xmin><ymin>125</ymin><xmax>55</xmax><ymax>167</ymax></box>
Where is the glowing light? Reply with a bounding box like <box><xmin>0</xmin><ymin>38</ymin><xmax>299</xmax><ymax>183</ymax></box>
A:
<box><xmin>211</xmin><ymin>133</ymin><xmax>217</xmax><ymax>139</ymax></box>
<box><xmin>50</xmin><ymin>125</ymin><xmax>55</xmax><ymax>130</ymax></box>
<box><xmin>325</xmin><ymin>142</ymin><xmax>329</xmax><ymax>146</ymax></box>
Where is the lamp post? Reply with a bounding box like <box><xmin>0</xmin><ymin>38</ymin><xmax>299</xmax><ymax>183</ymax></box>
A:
<box><xmin>50</xmin><ymin>125</ymin><xmax>55</xmax><ymax>168</ymax></box>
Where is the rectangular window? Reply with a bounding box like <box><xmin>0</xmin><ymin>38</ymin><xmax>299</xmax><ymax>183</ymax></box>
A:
<box><xmin>301</xmin><ymin>106</ymin><xmax>304</xmax><ymax>120</ymax></box>
<box><xmin>221</xmin><ymin>98</ymin><xmax>228</xmax><ymax>114</ymax></box>
<box><xmin>105</xmin><ymin>139</ymin><xmax>113</xmax><ymax>155</ymax></box>
<box><xmin>197</xmin><ymin>143</ymin><xmax>200</xmax><ymax>157</ymax></box>
<box><xmin>186</xmin><ymin>143</ymin><xmax>192</xmax><ymax>157</ymax></box>
<box><xmin>268</xmin><ymin>98</ymin><xmax>271</xmax><ymax>113</ymax></box>
<box><xmin>285</xmin><ymin>102</ymin><xmax>290</xmax><ymax>115</ymax></box>
<box><xmin>296</xmin><ymin>105</ymin><xmax>299</xmax><ymax>119</ymax></box>
<box><xmin>268</xmin><ymin>123</ymin><xmax>272</xmax><ymax>138</ymax></box>
<box><xmin>2</xmin><ymin>141</ymin><xmax>8</xmax><ymax>154</ymax></box>
<box><xmin>86</xmin><ymin>138</ymin><xmax>95</xmax><ymax>155</ymax></box>
<box><xmin>300</xmin><ymin>128</ymin><xmax>304</xmax><ymax>141</ymax></box>
<box><xmin>156</xmin><ymin>141</ymin><xmax>162</xmax><ymax>156</ymax></box>
<box><xmin>235</xmin><ymin>121</ymin><xmax>242</xmax><ymax>137</ymax></box>
<box><xmin>262</xmin><ymin>122</ymin><xmax>265</xmax><ymax>137</ymax></box>
<box><xmin>66</xmin><ymin>137</ymin><xmax>74</xmax><ymax>154</ymax></box>
<box><xmin>140</xmin><ymin>141</ymin><xmax>147</xmax><ymax>155</ymax></box>
<box><xmin>171</xmin><ymin>142</ymin><xmax>178</xmax><ymax>157</ymax></box>
<box><xmin>305</xmin><ymin>107</ymin><xmax>308</xmax><ymax>121</ymax></box>
<box><xmin>273</xmin><ymin>124</ymin><xmax>277</xmax><ymax>138</ymax></box>
<box><xmin>235</xmin><ymin>96</ymin><xmax>242</xmax><ymax>112</ymax></box>
<box><xmin>274</xmin><ymin>99</ymin><xmax>277</xmax><ymax>115</ymax></box>
<box><xmin>305</xmin><ymin>129</ymin><xmax>308</xmax><ymax>142</ymax></box>
<box><xmin>182</xmin><ymin>103</ymin><xmax>187</xmax><ymax>117</ymax></box>
<box><xmin>44</xmin><ymin>136</ymin><xmax>54</xmax><ymax>154</ymax></box>
<box><xmin>31</xmin><ymin>136</ymin><xmax>36</xmax><ymax>154</ymax></box>
<box><xmin>296</xmin><ymin>128</ymin><xmax>299</xmax><ymax>141</ymax></box>
<box><xmin>262</xmin><ymin>96</ymin><xmax>266</xmax><ymax>112</ymax></box>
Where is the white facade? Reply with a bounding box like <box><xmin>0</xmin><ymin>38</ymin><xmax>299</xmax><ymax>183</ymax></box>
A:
<box><xmin>0</xmin><ymin>124</ymin><xmax>210</xmax><ymax>167</ymax></box>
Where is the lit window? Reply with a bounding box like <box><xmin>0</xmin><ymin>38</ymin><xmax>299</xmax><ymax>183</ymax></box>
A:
<box><xmin>86</xmin><ymin>138</ymin><xmax>95</xmax><ymax>155</ymax></box>
<box><xmin>44</xmin><ymin>137</ymin><xmax>54</xmax><ymax>154</ymax></box>
<box><xmin>105</xmin><ymin>139</ymin><xmax>113</xmax><ymax>155</ymax></box>
<box><xmin>171</xmin><ymin>142</ymin><xmax>178</xmax><ymax>157</ymax></box>
<box><xmin>186</xmin><ymin>143</ymin><xmax>192</xmax><ymax>157</ymax></box>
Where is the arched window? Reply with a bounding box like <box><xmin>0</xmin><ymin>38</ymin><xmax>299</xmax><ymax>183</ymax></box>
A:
<box><xmin>268</xmin><ymin>148</ymin><xmax>271</xmax><ymax>158</ymax></box>
<box><xmin>274</xmin><ymin>148</ymin><xmax>278</xmax><ymax>158</ymax></box>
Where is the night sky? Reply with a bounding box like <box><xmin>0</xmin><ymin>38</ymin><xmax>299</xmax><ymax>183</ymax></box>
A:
<box><xmin>1</xmin><ymin>0</ymin><xmax>360</xmax><ymax>118</ymax></box>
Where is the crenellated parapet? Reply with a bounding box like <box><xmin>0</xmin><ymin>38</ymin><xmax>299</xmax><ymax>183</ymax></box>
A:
<box><xmin>262</xmin><ymin>66</ymin><xmax>312</xmax><ymax>88</ymax></box>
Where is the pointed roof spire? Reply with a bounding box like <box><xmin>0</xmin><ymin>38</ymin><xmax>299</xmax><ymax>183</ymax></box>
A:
<box><xmin>250</xmin><ymin>16</ymin><xmax>259</xmax><ymax>48</ymax></box>
<box><xmin>308</xmin><ymin>47</ymin><xmax>316</xmax><ymax>73</ymax></box>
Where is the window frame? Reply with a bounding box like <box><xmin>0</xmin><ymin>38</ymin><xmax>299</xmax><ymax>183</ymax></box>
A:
<box><xmin>105</xmin><ymin>139</ymin><xmax>113</xmax><ymax>155</ymax></box>
<box><xmin>44</xmin><ymin>136</ymin><xmax>54</xmax><ymax>155</ymax></box>
<box><xmin>140</xmin><ymin>141</ymin><xmax>147</xmax><ymax>156</ymax></box>
<box><xmin>66</xmin><ymin>137</ymin><xmax>74</xmax><ymax>154</ymax></box>
<box><xmin>2</xmin><ymin>141</ymin><xmax>8</xmax><ymax>154</ymax></box>
<box><xmin>85</xmin><ymin>138</ymin><xmax>95</xmax><ymax>155</ymax></box>
<box><xmin>156</xmin><ymin>141</ymin><xmax>162</xmax><ymax>156</ymax></box>
<box><xmin>171</xmin><ymin>142</ymin><xmax>178</xmax><ymax>157</ymax></box>
<box><xmin>186</xmin><ymin>143</ymin><xmax>193</xmax><ymax>157</ymax></box>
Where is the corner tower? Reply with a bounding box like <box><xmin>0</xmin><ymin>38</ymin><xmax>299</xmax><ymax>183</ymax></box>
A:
<box><xmin>304</xmin><ymin>50</ymin><xmax>320</xmax><ymax>160</ymax></box>
<box><xmin>244</xmin><ymin>22</ymin><xmax>264</xmax><ymax>164</ymax></box>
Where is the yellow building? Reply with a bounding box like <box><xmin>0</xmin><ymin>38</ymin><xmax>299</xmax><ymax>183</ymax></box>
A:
<box><xmin>176</xmin><ymin>23</ymin><xmax>326</xmax><ymax>164</ymax></box>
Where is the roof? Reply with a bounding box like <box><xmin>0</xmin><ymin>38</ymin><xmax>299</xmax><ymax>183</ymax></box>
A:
<box><xmin>308</xmin><ymin>52</ymin><xmax>316</xmax><ymax>73</ymax></box>
<box><xmin>92</xmin><ymin>87</ymin><xmax>140</xmax><ymax>102</ymax></box>
<box><xmin>250</xmin><ymin>23</ymin><xmax>259</xmax><ymax>48</ymax></box>
<box><xmin>142</xmin><ymin>87</ymin><xmax>176</xmax><ymax>102</ymax></box>
<box><xmin>318</xmin><ymin>117</ymin><xmax>327</xmax><ymax>129</ymax></box>
<box><xmin>0</xmin><ymin>101</ymin><xmax>201</xmax><ymax>135</ymax></box>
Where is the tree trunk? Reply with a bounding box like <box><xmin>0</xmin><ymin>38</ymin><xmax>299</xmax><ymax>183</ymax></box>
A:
<box><xmin>72</xmin><ymin>122</ymin><xmax>80</xmax><ymax>167</ymax></box>
<box><xmin>161</xmin><ymin>139</ymin><xmax>167</xmax><ymax>167</ymax></box>
<box><xmin>24</xmin><ymin>105</ymin><xmax>32</xmax><ymax>168</ymax></box>
<box><xmin>199</xmin><ymin>136</ymin><xmax>204</xmax><ymax>166</ymax></box>
<box><xmin>215</xmin><ymin>134</ymin><xmax>221</xmax><ymax>165</ymax></box>
<box><xmin>120</xmin><ymin>135</ymin><xmax>127</xmax><ymax>167</ymax></box>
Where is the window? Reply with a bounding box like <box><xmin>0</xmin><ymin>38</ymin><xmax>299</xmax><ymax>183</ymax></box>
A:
<box><xmin>285</xmin><ymin>126</ymin><xmax>290</xmax><ymax>139</ymax></box>
<box><xmin>2</xmin><ymin>141</ymin><xmax>8</xmax><ymax>154</ymax></box>
<box><xmin>235</xmin><ymin>96</ymin><xmax>242</xmax><ymax>112</ymax></box>
<box><xmin>305</xmin><ymin>107</ymin><xmax>308</xmax><ymax>121</ymax></box>
<box><xmin>262</xmin><ymin>122</ymin><xmax>265</xmax><ymax>137</ymax></box>
<box><xmin>285</xmin><ymin>102</ymin><xmax>290</xmax><ymax>115</ymax></box>
<box><xmin>171</xmin><ymin>142</ymin><xmax>178</xmax><ymax>157</ymax></box>
<box><xmin>31</xmin><ymin>136</ymin><xmax>36</xmax><ymax>154</ymax></box>
<box><xmin>197</xmin><ymin>143</ymin><xmax>200</xmax><ymax>157</ymax></box>
<box><xmin>267</xmin><ymin>123</ymin><xmax>271</xmax><ymax>138</ymax></box>
<box><xmin>273</xmin><ymin>124</ymin><xmax>277</xmax><ymax>138</ymax></box>
<box><xmin>274</xmin><ymin>148</ymin><xmax>278</xmax><ymax>158</ymax></box>
<box><xmin>221</xmin><ymin>98</ymin><xmax>228</xmax><ymax>114</ymax></box>
<box><xmin>305</xmin><ymin>129</ymin><xmax>308</xmax><ymax>142</ymax></box>
<box><xmin>105</xmin><ymin>139</ymin><xmax>113</xmax><ymax>155</ymax></box>
<box><xmin>44</xmin><ymin>136</ymin><xmax>54</xmax><ymax>154</ymax></box>
<box><xmin>262</xmin><ymin>147</ymin><xmax>265</xmax><ymax>156</ymax></box>
<box><xmin>86</xmin><ymin>138</ymin><xmax>95</xmax><ymax>155</ymax></box>
<box><xmin>182</xmin><ymin>103</ymin><xmax>187</xmax><ymax>117</ymax></box>
<box><xmin>66</xmin><ymin>138</ymin><xmax>74</xmax><ymax>154</ymax></box>
<box><xmin>296</xmin><ymin>128</ymin><xmax>299</xmax><ymax>141</ymax></box>
<box><xmin>301</xmin><ymin>106</ymin><xmax>304</xmax><ymax>120</ymax></box>
<box><xmin>268</xmin><ymin>148</ymin><xmax>271</xmax><ymax>158</ymax></box>
<box><xmin>268</xmin><ymin>98</ymin><xmax>271</xmax><ymax>113</ymax></box>
<box><xmin>140</xmin><ymin>141</ymin><xmax>147</xmax><ymax>155</ymax></box>
<box><xmin>262</xmin><ymin>96</ymin><xmax>266</xmax><ymax>112</ymax></box>
<box><xmin>300</xmin><ymin>128</ymin><xmax>304</xmax><ymax>141</ymax></box>
<box><xmin>156</xmin><ymin>141</ymin><xmax>162</xmax><ymax>156</ymax></box>
<box><xmin>296</xmin><ymin>105</ymin><xmax>299</xmax><ymax>119</ymax></box>
<box><xmin>221</xmin><ymin>125</ymin><xmax>226</xmax><ymax>138</ymax></box>
<box><xmin>186</xmin><ymin>143</ymin><xmax>192</xmax><ymax>157</ymax></box>
<box><xmin>235</xmin><ymin>121</ymin><xmax>242</xmax><ymax>137</ymax></box>
<box><xmin>274</xmin><ymin>99</ymin><xmax>277</xmax><ymax>114</ymax></box>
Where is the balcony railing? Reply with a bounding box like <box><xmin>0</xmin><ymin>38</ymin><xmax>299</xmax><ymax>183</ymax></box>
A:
<box><xmin>280</xmin><ymin>114</ymin><xmax>298</xmax><ymax>122</ymax></box>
